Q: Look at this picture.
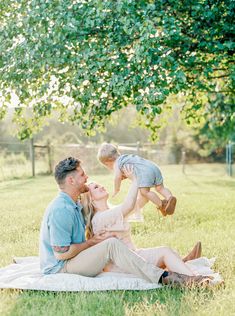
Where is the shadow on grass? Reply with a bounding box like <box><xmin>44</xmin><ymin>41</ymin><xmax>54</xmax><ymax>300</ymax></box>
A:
<box><xmin>203</xmin><ymin>179</ymin><xmax>235</xmax><ymax>188</ymax></box>
<box><xmin>182</xmin><ymin>174</ymin><xmax>200</xmax><ymax>186</ymax></box>
<box><xmin>0</xmin><ymin>175</ymin><xmax>53</xmax><ymax>192</ymax></box>
<box><xmin>5</xmin><ymin>287</ymin><xmax>214</xmax><ymax>316</ymax></box>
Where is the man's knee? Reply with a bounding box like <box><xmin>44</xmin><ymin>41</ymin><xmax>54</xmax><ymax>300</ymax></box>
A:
<box><xmin>104</xmin><ymin>237</ymin><xmax>124</xmax><ymax>250</ymax></box>
<box><xmin>106</xmin><ymin>237</ymin><xmax>121</xmax><ymax>245</ymax></box>
<box><xmin>158</xmin><ymin>246</ymin><xmax>171</xmax><ymax>254</ymax></box>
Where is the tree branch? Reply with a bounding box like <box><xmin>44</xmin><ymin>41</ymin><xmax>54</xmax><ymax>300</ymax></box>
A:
<box><xmin>208</xmin><ymin>74</ymin><xmax>230</xmax><ymax>79</ymax></box>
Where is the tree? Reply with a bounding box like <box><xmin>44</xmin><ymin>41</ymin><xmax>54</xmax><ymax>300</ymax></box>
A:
<box><xmin>0</xmin><ymin>0</ymin><xmax>234</xmax><ymax>140</ymax></box>
<box><xmin>189</xmin><ymin>93</ymin><xmax>235</xmax><ymax>157</ymax></box>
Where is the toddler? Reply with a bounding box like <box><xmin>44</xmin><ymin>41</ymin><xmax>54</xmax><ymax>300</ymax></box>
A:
<box><xmin>97</xmin><ymin>143</ymin><xmax>177</xmax><ymax>218</ymax></box>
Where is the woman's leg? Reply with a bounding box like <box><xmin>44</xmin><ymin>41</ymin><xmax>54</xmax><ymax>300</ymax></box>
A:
<box><xmin>159</xmin><ymin>242</ymin><xmax>202</xmax><ymax>269</ymax></box>
<box><xmin>137</xmin><ymin>246</ymin><xmax>195</xmax><ymax>276</ymax></box>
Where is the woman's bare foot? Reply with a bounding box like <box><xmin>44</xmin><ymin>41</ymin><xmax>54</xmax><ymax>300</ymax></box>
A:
<box><xmin>183</xmin><ymin>242</ymin><xmax>202</xmax><ymax>262</ymax></box>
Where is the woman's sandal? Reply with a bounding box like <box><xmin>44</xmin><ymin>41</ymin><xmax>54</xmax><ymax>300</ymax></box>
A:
<box><xmin>183</xmin><ymin>241</ymin><xmax>202</xmax><ymax>262</ymax></box>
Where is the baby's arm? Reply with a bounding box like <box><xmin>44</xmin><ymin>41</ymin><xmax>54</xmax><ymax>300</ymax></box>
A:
<box><xmin>112</xmin><ymin>163</ymin><xmax>123</xmax><ymax>197</ymax></box>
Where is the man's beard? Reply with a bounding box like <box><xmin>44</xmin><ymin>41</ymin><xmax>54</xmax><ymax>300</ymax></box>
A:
<box><xmin>80</xmin><ymin>184</ymin><xmax>89</xmax><ymax>193</ymax></box>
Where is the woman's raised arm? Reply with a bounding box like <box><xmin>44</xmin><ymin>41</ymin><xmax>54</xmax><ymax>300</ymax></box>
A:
<box><xmin>119</xmin><ymin>165</ymin><xmax>138</xmax><ymax>216</ymax></box>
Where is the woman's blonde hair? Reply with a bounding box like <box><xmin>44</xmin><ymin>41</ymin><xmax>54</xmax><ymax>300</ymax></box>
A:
<box><xmin>80</xmin><ymin>191</ymin><xmax>95</xmax><ymax>240</ymax></box>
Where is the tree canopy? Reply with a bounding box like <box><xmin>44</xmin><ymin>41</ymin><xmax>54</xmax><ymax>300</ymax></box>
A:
<box><xmin>0</xmin><ymin>0</ymin><xmax>234</xmax><ymax>140</ymax></box>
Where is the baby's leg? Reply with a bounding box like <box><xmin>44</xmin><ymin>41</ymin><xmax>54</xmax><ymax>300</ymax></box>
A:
<box><xmin>155</xmin><ymin>184</ymin><xmax>176</xmax><ymax>216</ymax></box>
<box><xmin>128</xmin><ymin>192</ymin><xmax>147</xmax><ymax>222</ymax></box>
<box><xmin>155</xmin><ymin>183</ymin><xmax>172</xmax><ymax>200</ymax></box>
<box><xmin>139</xmin><ymin>187</ymin><xmax>162</xmax><ymax>208</ymax></box>
<box><xmin>136</xmin><ymin>191</ymin><xmax>148</xmax><ymax>209</ymax></box>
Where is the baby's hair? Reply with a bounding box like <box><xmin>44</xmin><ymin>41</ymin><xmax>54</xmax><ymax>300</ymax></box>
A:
<box><xmin>97</xmin><ymin>143</ymin><xmax>120</xmax><ymax>164</ymax></box>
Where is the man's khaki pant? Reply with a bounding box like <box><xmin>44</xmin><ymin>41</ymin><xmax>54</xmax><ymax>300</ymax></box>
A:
<box><xmin>60</xmin><ymin>238</ymin><xmax>164</xmax><ymax>283</ymax></box>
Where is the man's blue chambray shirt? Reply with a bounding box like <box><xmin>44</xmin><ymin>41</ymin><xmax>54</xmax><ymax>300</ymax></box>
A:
<box><xmin>39</xmin><ymin>191</ymin><xmax>86</xmax><ymax>274</ymax></box>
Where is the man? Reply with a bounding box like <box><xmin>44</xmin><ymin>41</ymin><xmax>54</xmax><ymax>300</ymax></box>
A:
<box><xmin>39</xmin><ymin>157</ymin><xmax>208</xmax><ymax>286</ymax></box>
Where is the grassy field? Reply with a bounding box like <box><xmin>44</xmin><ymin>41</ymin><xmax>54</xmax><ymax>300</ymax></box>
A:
<box><xmin>0</xmin><ymin>164</ymin><xmax>235</xmax><ymax>316</ymax></box>
<box><xmin>0</xmin><ymin>160</ymin><xmax>49</xmax><ymax>182</ymax></box>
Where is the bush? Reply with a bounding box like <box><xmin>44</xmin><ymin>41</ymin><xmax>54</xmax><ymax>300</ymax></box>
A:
<box><xmin>3</xmin><ymin>153</ymin><xmax>28</xmax><ymax>166</ymax></box>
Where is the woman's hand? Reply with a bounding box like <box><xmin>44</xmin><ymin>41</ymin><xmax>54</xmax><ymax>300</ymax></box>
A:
<box><xmin>119</xmin><ymin>164</ymin><xmax>138</xmax><ymax>216</ymax></box>
<box><xmin>122</xmin><ymin>164</ymin><xmax>136</xmax><ymax>181</ymax></box>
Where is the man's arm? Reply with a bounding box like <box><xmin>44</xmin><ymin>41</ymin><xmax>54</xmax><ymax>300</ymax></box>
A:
<box><xmin>53</xmin><ymin>242</ymin><xmax>90</xmax><ymax>260</ymax></box>
<box><xmin>53</xmin><ymin>233</ymin><xmax>115</xmax><ymax>260</ymax></box>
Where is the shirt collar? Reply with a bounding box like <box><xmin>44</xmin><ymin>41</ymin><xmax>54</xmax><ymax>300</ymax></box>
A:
<box><xmin>59</xmin><ymin>191</ymin><xmax>80</xmax><ymax>210</ymax></box>
<box><xmin>59</xmin><ymin>191</ymin><xmax>85</xmax><ymax>227</ymax></box>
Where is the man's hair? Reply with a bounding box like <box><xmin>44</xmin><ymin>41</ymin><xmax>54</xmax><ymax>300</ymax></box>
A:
<box><xmin>97</xmin><ymin>143</ymin><xmax>120</xmax><ymax>164</ymax></box>
<box><xmin>54</xmin><ymin>157</ymin><xmax>81</xmax><ymax>185</ymax></box>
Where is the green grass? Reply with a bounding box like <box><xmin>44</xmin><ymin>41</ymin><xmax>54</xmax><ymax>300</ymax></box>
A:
<box><xmin>0</xmin><ymin>160</ymin><xmax>49</xmax><ymax>182</ymax></box>
<box><xmin>0</xmin><ymin>164</ymin><xmax>235</xmax><ymax>316</ymax></box>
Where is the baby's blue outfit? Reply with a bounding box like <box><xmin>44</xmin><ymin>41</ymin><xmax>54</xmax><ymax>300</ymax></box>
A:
<box><xmin>117</xmin><ymin>154</ymin><xmax>163</xmax><ymax>187</ymax></box>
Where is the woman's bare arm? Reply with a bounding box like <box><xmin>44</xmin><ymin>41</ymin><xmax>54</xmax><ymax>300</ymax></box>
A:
<box><xmin>119</xmin><ymin>165</ymin><xmax>138</xmax><ymax>216</ymax></box>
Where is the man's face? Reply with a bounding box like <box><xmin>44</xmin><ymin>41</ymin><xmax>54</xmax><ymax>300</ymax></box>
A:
<box><xmin>71</xmin><ymin>166</ymin><xmax>89</xmax><ymax>193</ymax></box>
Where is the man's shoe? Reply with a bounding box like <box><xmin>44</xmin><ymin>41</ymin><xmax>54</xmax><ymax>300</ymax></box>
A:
<box><xmin>162</xmin><ymin>271</ymin><xmax>212</xmax><ymax>287</ymax></box>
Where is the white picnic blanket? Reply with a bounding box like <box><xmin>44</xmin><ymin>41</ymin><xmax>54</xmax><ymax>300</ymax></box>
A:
<box><xmin>0</xmin><ymin>257</ymin><xmax>222</xmax><ymax>292</ymax></box>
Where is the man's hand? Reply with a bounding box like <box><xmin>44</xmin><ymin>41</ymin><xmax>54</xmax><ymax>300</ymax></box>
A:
<box><xmin>53</xmin><ymin>232</ymin><xmax>117</xmax><ymax>260</ymax></box>
<box><xmin>87</xmin><ymin>232</ymin><xmax>116</xmax><ymax>247</ymax></box>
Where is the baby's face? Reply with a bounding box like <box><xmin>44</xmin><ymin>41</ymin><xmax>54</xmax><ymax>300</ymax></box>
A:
<box><xmin>104</xmin><ymin>161</ymin><xmax>114</xmax><ymax>170</ymax></box>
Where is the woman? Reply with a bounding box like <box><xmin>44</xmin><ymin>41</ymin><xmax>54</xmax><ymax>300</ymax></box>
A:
<box><xmin>81</xmin><ymin>166</ymin><xmax>208</xmax><ymax>281</ymax></box>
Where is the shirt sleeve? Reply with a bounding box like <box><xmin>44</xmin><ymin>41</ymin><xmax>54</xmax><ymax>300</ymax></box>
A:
<box><xmin>92</xmin><ymin>206</ymin><xmax>125</xmax><ymax>234</ymax></box>
<box><xmin>49</xmin><ymin>207</ymin><xmax>74</xmax><ymax>247</ymax></box>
